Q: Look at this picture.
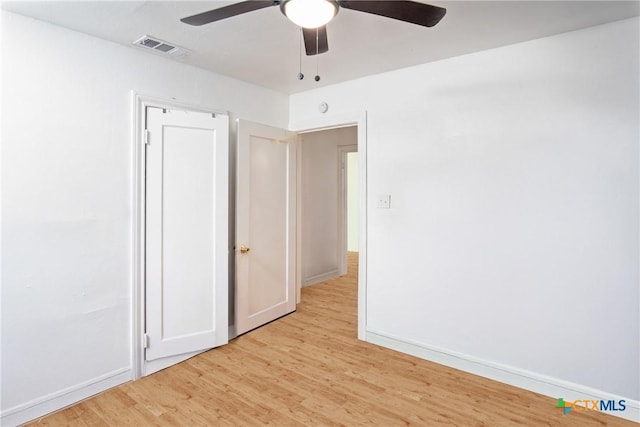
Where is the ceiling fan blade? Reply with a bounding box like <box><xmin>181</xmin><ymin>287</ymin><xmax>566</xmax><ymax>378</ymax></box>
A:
<box><xmin>338</xmin><ymin>1</ymin><xmax>446</xmax><ymax>27</ymax></box>
<box><xmin>181</xmin><ymin>1</ymin><xmax>277</xmax><ymax>26</ymax></box>
<box><xmin>303</xmin><ymin>26</ymin><xmax>329</xmax><ymax>56</ymax></box>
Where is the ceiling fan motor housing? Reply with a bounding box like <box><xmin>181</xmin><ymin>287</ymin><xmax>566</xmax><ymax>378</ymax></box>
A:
<box><xmin>280</xmin><ymin>0</ymin><xmax>339</xmax><ymax>29</ymax></box>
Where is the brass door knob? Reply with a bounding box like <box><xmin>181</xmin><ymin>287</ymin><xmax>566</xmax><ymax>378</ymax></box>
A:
<box><xmin>239</xmin><ymin>245</ymin><xmax>251</xmax><ymax>254</ymax></box>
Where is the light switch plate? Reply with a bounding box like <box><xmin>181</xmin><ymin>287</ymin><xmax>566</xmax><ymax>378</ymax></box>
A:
<box><xmin>377</xmin><ymin>194</ymin><xmax>391</xmax><ymax>209</ymax></box>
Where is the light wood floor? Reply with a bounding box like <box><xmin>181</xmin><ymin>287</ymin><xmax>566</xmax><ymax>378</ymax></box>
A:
<box><xmin>29</xmin><ymin>253</ymin><xmax>633</xmax><ymax>426</ymax></box>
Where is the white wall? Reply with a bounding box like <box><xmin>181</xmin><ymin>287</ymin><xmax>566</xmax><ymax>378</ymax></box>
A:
<box><xmin>1</xmin><ymin>11</ymin><xmax>288</xmax><ymax>425</ymax></box>
<box><xmin>300</xmin><ymin>127</ymin><xmax>357</xmax><ymax>286</ymax></box>
<box><xmin>291</xmin><ymin>17</ymin><xmax>639</xmax><ymax>403</ymax></box>
<box><xmin>347</xmin><ymin>152</ymin><xmax>359</xmax><ymax>252</ymax></box>
<box><xmin>2</xmin><ymin>9</ymin><xmax>638</xmax><ymax>425</ymax></box>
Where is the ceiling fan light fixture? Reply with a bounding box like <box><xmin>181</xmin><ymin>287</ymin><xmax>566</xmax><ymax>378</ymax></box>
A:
<box><xmin>281</xmin><ymin>0</ymin><xmax>338</xmax><ymax>29</ymax></box>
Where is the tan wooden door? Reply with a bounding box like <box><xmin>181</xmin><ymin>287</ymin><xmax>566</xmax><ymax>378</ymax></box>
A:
<box><xmin>235</xmin><ymin>119</ymin><xmax>297</xmax><ymax>335</ymax></box>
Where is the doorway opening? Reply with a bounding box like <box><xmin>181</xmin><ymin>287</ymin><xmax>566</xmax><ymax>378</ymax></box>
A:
<box><xmin>342</xmin><ymin>148</ymin><xmax>359</xmax><ymax>275</ymax></box>
<box><xmin>345</xmin><ymin>150</ymin><xmax>360</xmax><ymax>276</ymax></box>
<box><xmin>292</xmin><ymin>113</ymin><xmax>367</xmax><ymax>340</ymax></box>
<box><xmin>346</xmin><ymin>152</ymin><xmax>359</xmax><ymax>253</ymax></box>
<box><xmin>299</xmin><ymin>127</ymin><xmax>358</xmax><ymax>289</ymax></box>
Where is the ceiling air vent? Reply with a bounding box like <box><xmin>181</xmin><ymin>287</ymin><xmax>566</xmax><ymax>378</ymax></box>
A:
<box><xmin>133</xmin><ymin>35</ymin><xmax>191</xmax><ymax>57</ymax></box>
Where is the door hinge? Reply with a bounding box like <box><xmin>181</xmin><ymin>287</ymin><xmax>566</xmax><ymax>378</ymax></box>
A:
<box><xmin>144</xmin><ymin>129</ymin><xmax>150</xmax><ymax>145</ymax></box>
<box><xmin>143</xmin><ymin>334</ymin><xmax>150</xmax><ymax>349</ymax></box>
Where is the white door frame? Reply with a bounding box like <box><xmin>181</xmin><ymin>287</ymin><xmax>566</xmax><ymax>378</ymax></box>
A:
<box><xmin>130</xmin><ymin>92</ymin><xmax>229</xmax><ymax>379</ymax></box>
<box><xmin>290</xmin><ymin>112</ymin><xmax>368</xmax><ymax>340</ymax></box>
<box><xmin>338</xmin><ymin>145</ymin><xmax>358</xmax><ymax>277</ymax></box>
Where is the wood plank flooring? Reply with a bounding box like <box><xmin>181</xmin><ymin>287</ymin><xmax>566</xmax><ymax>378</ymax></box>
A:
<box><xmin>29</xmin><ymin>253</ymin><xmax>634</xmax><ymax>426</ymax></box>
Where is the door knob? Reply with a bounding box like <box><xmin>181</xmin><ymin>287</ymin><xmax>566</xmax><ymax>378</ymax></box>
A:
<box><xmin>239</xmin><ymin>245</ymin><xmax>251</xmax><ymax>254</ymax></box>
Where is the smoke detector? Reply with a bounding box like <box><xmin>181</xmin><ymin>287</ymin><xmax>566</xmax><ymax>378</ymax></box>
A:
<box><xmin>133</xmin><ymin>35</ymin><xmax>191</xmax><ymax>57</ymax></box>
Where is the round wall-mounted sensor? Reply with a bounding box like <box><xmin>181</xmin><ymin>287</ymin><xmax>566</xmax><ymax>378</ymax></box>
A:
<box><xmin>319</xmin><ymin>102</ymin><xmax>329</xmax><ymax>113</ymax></box>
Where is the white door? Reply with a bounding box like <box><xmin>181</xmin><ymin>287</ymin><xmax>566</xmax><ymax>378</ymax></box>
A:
<box><xmin>145</xmin><ymin>107</ymin><xmax>229</xmax><ymax>362</ymax></box>
<box><xmin>236</xmin><ymin>120</ymin><xmax>297</xmax><ymax>335</ymax></box>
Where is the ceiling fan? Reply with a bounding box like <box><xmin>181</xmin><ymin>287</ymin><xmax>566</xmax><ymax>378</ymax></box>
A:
<box><xmin>181</xmin><ymin>0</ymin><xmax>446</xmax><ymax>56</ymax></box>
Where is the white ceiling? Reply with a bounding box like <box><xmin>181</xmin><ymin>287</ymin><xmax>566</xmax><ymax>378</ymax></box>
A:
<box><xmin>2</xmin><ymin>1</ymin><xmax>639</xmax><ymax>94</ymax></box>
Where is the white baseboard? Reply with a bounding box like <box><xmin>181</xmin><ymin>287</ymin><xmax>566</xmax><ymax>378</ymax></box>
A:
<box><xmin>303</xmin><ymin>269</ymin><xmax>340</xmax><ymax>287</ymax></box>
<box><xmin>0</xmin><ymin>368</ymin><xmax>131</xmax><ymax>427</ymax></box>
<box><xmin>366</xmin><ymin>330</ymin><xmax>639</xmax><ymax>423</ymax></box>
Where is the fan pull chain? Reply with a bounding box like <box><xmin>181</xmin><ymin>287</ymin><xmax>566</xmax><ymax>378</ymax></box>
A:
<box><xmin>297</xmin><ymin>28</ymin><xmax>304</xmax><ymax>80</ymax></box>
<box><xmin>314</xmin><ymin>27</ymin><xmax>320</xmax><ymax>82</ymax></box>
